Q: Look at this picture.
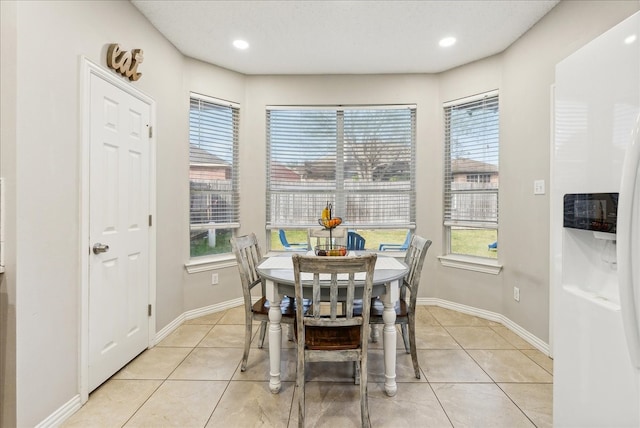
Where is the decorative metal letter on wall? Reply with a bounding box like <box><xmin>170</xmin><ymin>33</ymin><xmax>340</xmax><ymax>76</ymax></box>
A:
<box><xmin>107</xmin><ymin>43</ymin><xmax>144</xmax><ymax>81</ymax></box>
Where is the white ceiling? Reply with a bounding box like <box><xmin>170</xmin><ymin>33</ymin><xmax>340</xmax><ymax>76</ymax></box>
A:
<box><xmin>131</xmin><ymin>0</ymin><xmax>560</xmax><ymax>75</ymax></box>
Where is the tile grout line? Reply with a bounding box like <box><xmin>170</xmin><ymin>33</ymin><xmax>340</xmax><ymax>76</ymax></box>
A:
<box><xmin>124</xmin><ymin>319</ymin><xmax>220</xmax><ymax>427</ymax></box>
<box><xmin>69</xmin><ymin>306</ymin><xmax>552</xmax><ymax>427</ymax></box>
<box><xmin>426</xmin><ymin>307</ymin><xmax>549</xmax><ymax>426</ymax></box>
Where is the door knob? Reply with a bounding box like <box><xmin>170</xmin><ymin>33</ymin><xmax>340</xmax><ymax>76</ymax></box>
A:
<box><xmin>92</xmin><ymin>243</ymin><xmax>110</xmax><ymax>254</ymax></box>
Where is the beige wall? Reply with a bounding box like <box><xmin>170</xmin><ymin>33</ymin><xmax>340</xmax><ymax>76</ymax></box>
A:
<box><xmin>242</xmin><ymin>74</ymin><xmax>440</xmax><ymax>243</ymax></box>
<box><xmin>0</xmin><ymin>1</ymin><xmax>245</xmax><ymax>426</ymax></box>
<box><xmin>0</xmin><ymin>1</ymin><xmax>17</xmax><ymax>426</ymax></box>
<box><xmin>182</xmin><ymin>57</ymin><xmax>248</xmax><ymax>311</ymax></box>
<box><xmin>431</xmin><ymin>0</ymin><xmax>639</xmax><ymax>342</ymax></box>
<box><xmin>434</xmin><ymin>55</ymin><xmax>505</xmax><ymax>314</ymax></box>
<box><xmin>498</xmin><ymin>0</ymin><xmax>639</xmax><ymax>340</ymax></box>
<box><xmin>1</xmin><ymin>0</ymin><xmax>639</xmax><ymax>426</ymax></box>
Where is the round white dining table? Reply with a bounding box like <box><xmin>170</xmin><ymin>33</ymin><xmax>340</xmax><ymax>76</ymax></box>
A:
<box><xmin>256</xmin><ymin>252</ymin><xmax>408</xmax><ymax>397</ymax></box>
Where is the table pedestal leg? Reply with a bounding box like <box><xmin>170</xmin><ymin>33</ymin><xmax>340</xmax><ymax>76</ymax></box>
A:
<box><xmin>265</xmin><ymin>279</ymin><xmax>282</xmax><ymax>394</ymax></box>
<box><xmin>382</xmin><ymin>279</ymin><xmax>399</xmax><ymax>397</ymax></box>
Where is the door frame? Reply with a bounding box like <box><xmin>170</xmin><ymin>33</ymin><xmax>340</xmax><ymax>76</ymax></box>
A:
<box><xmin>79</xmin><ymin>57</ymin><xmax>157</xmax><ymax>402</ymax></box>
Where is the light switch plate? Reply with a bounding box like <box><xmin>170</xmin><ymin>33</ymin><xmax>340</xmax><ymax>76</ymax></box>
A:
<box><xmin>534</xmin><ymin>179</ymin><xmax>545</xmax><ymax>195</ymax></box>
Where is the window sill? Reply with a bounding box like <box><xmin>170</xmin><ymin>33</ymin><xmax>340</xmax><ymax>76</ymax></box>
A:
<box><xmin>438</xmin><ymin>254</ymin><xmax>503</xmax><ymax>275</ymax></box>
<box><xmin>185</xmin><ymin>254</ymin><xmax>236</xmax><ymax>274</ymax></box>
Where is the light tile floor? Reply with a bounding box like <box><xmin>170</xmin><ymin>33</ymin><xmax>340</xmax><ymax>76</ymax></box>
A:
<box><xmin>63</xmin><ymin>305</ymin><xmax>553</xmax><ymax>427</ymax></box>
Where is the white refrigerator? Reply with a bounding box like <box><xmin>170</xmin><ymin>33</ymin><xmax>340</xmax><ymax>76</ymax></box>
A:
<box><xmin>552</xmin><ymin>12</ymin><xmax>640</xmax><ymax>427</ymax></box>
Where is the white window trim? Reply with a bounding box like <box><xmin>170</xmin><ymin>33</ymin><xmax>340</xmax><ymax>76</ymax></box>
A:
<box><xmin>265</xmin><ymin>105</ymin><xmax>417</xmax><ymax>245</ymax></box>
<box><xmin>184</xmin><ymin>253</ymin><xmax>237</xmax><ymax>274</ymax></box>
<box><xmin>192</xmin><ymin>92</ymin><xmax>240</xmax><ymax>109</ymax></box>
<box><xmin>188</xmin><ymin>92</ymin><xmax>240</xmax><ymax>261</ymax></box>
<box><xmin>438</xmin><ymin>254</ymin><xmax>503</xmax><ymax>275</ymax></box>
<box><xmin>443</xmin><ymin>90</ymin><xmax>500</xmax><ymax>267</ymax></box>
<box><xmin>443</xmin><ymin>89</ymin><xmax>499</xmax><ymax>107</ymax></box>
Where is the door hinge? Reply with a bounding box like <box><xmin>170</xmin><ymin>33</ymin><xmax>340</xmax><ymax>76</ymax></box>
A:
<box><xmin>148</xmin><ymin>304</ymin><xmax>152</xmax><ymax>317</ymax></box>
<box><xmin>149</xmin><ymin>215</ymin><xmax>152</xmax><ymax>227</ymax></box>
<box><xmin>148</xmin><ymin>125</ymin><xmax>153</xmax><ymax>138</ymax></box>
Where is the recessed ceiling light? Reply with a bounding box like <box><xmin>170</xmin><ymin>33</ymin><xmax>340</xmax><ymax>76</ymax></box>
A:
<box><xmin>624</xmin><ymin>34</ymin><xmax>637</xmax><ymax>45</ymax></box>
<box><xmin>439</xmin><ymin>37</ymin><xmax>456</xmax><ymax>48</ymax></box>
<box><xmin>233</xmin><ymin>39</ymin><xmax>249</xmax><ymax>50</ymax></box>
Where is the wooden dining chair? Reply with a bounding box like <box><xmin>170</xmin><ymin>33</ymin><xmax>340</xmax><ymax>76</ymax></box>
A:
<box><xmin>370</xmin><ymin>234</ymin><xmax>432</xmax><ymax>378</ymax></box>
<box><xmin>230</xmin><ymin>233</ymin><xmax>298</xmax><ymax>372</ymax></box>
<box><xmin>292</xmin><ymin>253</ymin><xmax>377</xmax><ymax>428</ymax></box>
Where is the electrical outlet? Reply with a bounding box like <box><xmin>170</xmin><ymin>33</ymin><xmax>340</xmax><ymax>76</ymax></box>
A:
<box><xmin>513</xmin><ymin>286</ymin><xmax>520</xmax><ymax>302</ymax></box>
<box><xmin>533</xmin><ymin>179</ymin><xmax>545</xmax><ymax>195</ymax></box>
<box><xmin>211</xmin><ymin>273</ymin><xmax>219</xmax><ymax>285</ymax></box>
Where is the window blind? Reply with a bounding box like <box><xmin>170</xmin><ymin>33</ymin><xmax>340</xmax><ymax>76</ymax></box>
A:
<box><xmin>189</xmin><ymin>93</ymin><xmax>240</xmax><ymax>230</ymax></box>
<box><xmin>443</xmin><ymin>92</ymin><xmax>499</xmax><ymax>227</ymax></box>
<box><xmin>266</xmin><ymin>106</ymin><xmax>416</xmax><ymax>228</ymax></box>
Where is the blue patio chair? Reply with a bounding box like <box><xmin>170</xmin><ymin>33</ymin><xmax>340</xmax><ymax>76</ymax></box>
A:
<box><xmin>278</xmin><ymin>229</ymin><xmax>307</xmax><ymax>251</ymax></box>
<box><xmin>347</xmin><ymin>231</ymin><xmax>366</xmax><ymax>250</ymax></box>
<box><xmin>488</xmin><ymin>241</ymin><xmax>498</xmax><ymax>250</ymax></box>
<box><xmin>379</xmin><ymin>231</ymin><xmax>411</xmax><ymax>251</ymax></box>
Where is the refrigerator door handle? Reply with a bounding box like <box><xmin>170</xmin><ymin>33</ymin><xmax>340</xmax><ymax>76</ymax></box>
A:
<box><xmin>618</xmin><ymin>113</ymin><xmax>640</xmax><ymax>369</ymax></box>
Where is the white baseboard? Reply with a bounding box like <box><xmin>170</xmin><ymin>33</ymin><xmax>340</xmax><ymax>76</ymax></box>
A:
<box><xmin>184</xmin><ymin>297</ymin><xmax>244</xmax><ymax>321</ymax></box>
<box><xmin>45</xmin><ymin>298</ymin><xmax>245</xmax><ymax>427</ymax></box>
<box><xmin>154</xmin><ymin>297</ymin><xmax>244</xmax><ymax>344</ymax></box>
<box><xmin>35</xmin><ymin>394</ymin><xmax>82</xmax><ymax>428</ymax></box>
<box><xmin>46</xmin><ymin>296</ymin><xmax>549</xmax><ymax>427</ymax></box>
<box><xmin>153</xmin><ymin>313</ymin><xmax>186</xmax><ymax>345</ymax></box>
<box><xmin>159</xmin><ymin>297</ymin><xmax>550</xmax><ymax>356</ymax></box>
<box><xmin>417</xmin><ymin>297</ymin><xmax>550</xmax><ymax>355</ymax></box>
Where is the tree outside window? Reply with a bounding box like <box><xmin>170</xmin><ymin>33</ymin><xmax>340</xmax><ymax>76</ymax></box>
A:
<box><xmin>266</xmin><ymin>106</ymin><xmax>416</xmax><ymax>251</ymax></box>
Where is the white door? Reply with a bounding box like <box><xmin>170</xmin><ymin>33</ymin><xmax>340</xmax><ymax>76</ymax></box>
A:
<box><xmin>88</xmin><ymin>73</ymin><xmax>151</xmax><ymax>391</ymax></box>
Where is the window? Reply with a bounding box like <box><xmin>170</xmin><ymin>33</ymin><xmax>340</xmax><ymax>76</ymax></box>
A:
<box><xmin>189</xmin><ymin>93</ymin><xmax>240</xmax><ymax>258</ymax></box>
<box><xmin>266</xmin><ymin>106</ymin><xmax>416</xmax><ymax>251</ymax></box>
<box><xmin>466</xmin><ymin>174</ymin><xmax>491</xmax><ymax>183</ymax></box>
<box><xmin>443</xmin><ymin>91</ymin><xmax>499</xmax><ymax>259</ymax></box>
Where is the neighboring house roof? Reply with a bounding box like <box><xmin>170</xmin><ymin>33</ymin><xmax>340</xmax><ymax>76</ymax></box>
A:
<box><xmin>451</xmin><ymin>158</ymin><xmax>498</xmax><ymax>174</ymax></box>
<box><xmin>271</xmin><ymin>161</ymin><xmax>301</xmax><ymax>180</ymax></box>
<box><xmin>189</xmin><ymin>144</ymin><xmax>229</xmax><ymax>167</ymax></box>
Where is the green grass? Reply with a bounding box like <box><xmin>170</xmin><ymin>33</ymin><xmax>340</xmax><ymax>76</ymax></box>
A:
<box><xmin>270</xmin><ymin>229</ymin><xmax>308</xmax><ymax>251</ymax></box>
<box><xmin>195</xmin><ymin>228</ymin><xmax>497</xmax><ymax>259</ymax></box>
<box><xmin>272</xmin><ymin>228</ymin><xmax>497</xmax><ymax>258</ymax></box>
<box><xmin>451</xmin><ymin>228</ymin><xmax>497</xmax><ymax>259</ymax></box>
<box><xmin>270</xmin><ymin>229</ymin><xmax>409</xmax><ymax>252</ymax></box>
<box><xmin>190</xmin><ymin>229</ymin><xmax>233</xmax><ymax>257</ymax></box>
